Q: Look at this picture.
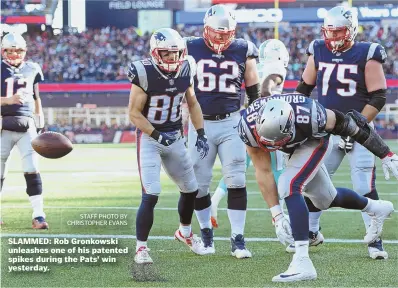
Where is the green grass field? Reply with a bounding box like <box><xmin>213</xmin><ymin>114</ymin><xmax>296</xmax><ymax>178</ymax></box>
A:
<box><xmin>1</xmin><ymin>141</ymin><xmax>398</xmax><ymax>287</ymax></box>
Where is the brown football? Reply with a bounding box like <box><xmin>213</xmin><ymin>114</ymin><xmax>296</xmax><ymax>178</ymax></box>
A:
<box><xmin>31</xmin><ymin>132</ymin><xmax>73</xmax><ymax>159</ymax></box>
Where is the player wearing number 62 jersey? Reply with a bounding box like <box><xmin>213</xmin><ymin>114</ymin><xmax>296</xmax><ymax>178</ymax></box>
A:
<box><xmin>297</xmin><ymin>6</ymin><xmax>389</xmax><ymax>259</ymax></box>
<box><xmin>1</xmin><ymin>33</ymin><xmax>47</xmax><ymax>229</ymax></box>
<box><xmin>185</xmin><ymin>4</ymin><xmax>260</xmax><ymax>258</ymax></box>
<box><xmin>238</xmin><ymin>94</ymin><xmax>397</xmax><ymax>282</ymax></box>
<box><xmin>128</xmin><ymin>28</ymin><xmax>210</xmax><ymax>264</ymax></box>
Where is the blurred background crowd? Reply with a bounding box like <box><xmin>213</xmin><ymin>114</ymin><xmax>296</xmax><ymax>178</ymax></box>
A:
<box><xmin>25</xmin><ymin>24</ymin><xmax>398</xmax><ymax>82</ymax></box>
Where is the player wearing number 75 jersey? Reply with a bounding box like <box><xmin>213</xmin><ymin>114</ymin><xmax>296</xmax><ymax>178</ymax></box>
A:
<box><xmin>185</xmin><ymin>4</ymin><xmax>260</xmax><ymax>258</ymax></box>
<box><xmin>238</xmin><ymin>94</ymin><xmax>397</xmax><ymax>282</ymax></box>
<box><xmin>1</xmin><ymin>33</ymin><xmax>47</xmax><ymax>229</ymax></box>
<box><xmin>127</xmin><ymin>28</ymin><xmax>210</xmax><ymax>264</ymax></box>
<box><xmin>297</xmin><ymin>6</ymin><xmax>389</xmax><ymax>259</ymax></box>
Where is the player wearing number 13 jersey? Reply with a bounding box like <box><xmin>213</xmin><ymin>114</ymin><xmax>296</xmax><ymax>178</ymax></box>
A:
<box><xmin>184</xmin><ymin>4</ymin><xmax>260</xmax><ymax>258</ymax></box>
<box><xmin>298</xmin><ymin>6</ymin><xmax>389</xmax><ymax>259</ymax></box>
<box><xmin>128</xmin><ymin>28</ymin><xmax>211</xmax><ymax>264</ymax></box>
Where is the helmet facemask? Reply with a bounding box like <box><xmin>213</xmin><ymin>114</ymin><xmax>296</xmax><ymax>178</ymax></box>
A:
<box><xmin>203</xmin><ymin>26</ymin><xmax>235</xmax><ymax>54</ymax></box>
<box><xmin>151</xmin><ymin>47</ymin><xmax>186</xmax><ymax>73</ymax></box>
<box><xmin>2</xmin><ymin>48</ymin><xmax>26</xmax><ymax>66</ymax></box>
<box><xmin>322</xmin><ymin>26</ymin><xmax>352</xmax><ymax>53</ymax></box>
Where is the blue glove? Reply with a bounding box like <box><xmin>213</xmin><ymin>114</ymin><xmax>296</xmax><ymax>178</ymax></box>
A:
<box><xmin>150</xmin><ymin>130</ymin><xmax>181</xmax><ymax>146</ymax></box>
<box><xmin>195</xmin><ymin>128</ymin><xmax>209</xmax><ymax>159</ymax></box>
<box><xmin>338</xmin><ymin>136</ymin><xmax>355</xmax><ymax>153</ymax></box>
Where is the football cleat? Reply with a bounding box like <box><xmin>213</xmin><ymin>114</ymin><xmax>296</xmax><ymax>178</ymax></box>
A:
<box><xmin>200</xmin><ymin>228</ymin><xmax>216</xmax><ymax>254</ymax></box>
<box><xmin>231</xmin><ymin>234</ymin><xmax>252</xmax><ymax>259</ymax></box>
<box><xmin>32</xmin><ymin>216</ymin><xmax>49</xmax><ymax>229</ymax></box>
<box><xmin>134</xmin><ymin>246</ymin><xmax>153</xmax><ymax>264</ymax></box>
<box><xmin>286</xmin><ymin>230</ymin><xmax>324</xmax><ymax>253</ymax></box>
<box><xmin>364</xmin><ymin>200</ymin><xmax>394</xmax><ymax>244</ymax></box>
<box><xmin>368</xmin><ymin>238</ymin><xmax>388</xmax><ymax>260</ymax></box>
<box><xmin>174</xmin><ymin>229</ymin><xmax>210</xmax><ymax>255</ymax></box>
<box><xmin>272</xmin><ymin>254</ymin><xmax>317</xmax><ymax>282</ymax></box>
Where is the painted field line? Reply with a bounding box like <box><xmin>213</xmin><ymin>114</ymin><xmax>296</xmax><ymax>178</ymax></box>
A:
<box><xmin>2</xmin><ymin>205</ymin><xmax>398</xmax><ymax>213</ymax></box>
<box><xmin>1</xmin><ymin>233</ymin><xmax>398</xmax><ymax>244</ymax></box>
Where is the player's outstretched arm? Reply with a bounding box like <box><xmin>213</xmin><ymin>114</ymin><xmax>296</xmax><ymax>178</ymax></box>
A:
<box><xmin>361</xmin><ymin>59</ymin><xmax>387</xmax><ymax>122</ymax></box>
<box><xmin>261</xmin><ymin>74</ymin><xmax>283</xmax><ymax>97</ymax></box>
<box><xmin>296</xmin><ymin>55</ymin><xmax>316</xmax><ymax>96</ymax></box>
<box><xmin>247</xmin><ymin>145</ymin><xmax>293</xmax><ymax>245</ymax></box>
<box><xmin>128</xmin><ymin>84</ymin><xmax>155</xmax><ymax>135</ymax></box>
<box><xmin>244</xmin><ymin>58</ymin><xmax>260</xmax><ymax>104</ymax></box>
<box><xmin>33</xmin><ymin>83</ymin><xmax>44</xmax><ymax>131</ymax></box>
<box><xmin>185</xmin><ymin>85</ymin><xmax>204</xmax><ymax>131</ymax></box>
<box><xmin>246</xmin><ymin>145</ymin><xmax>279</xmax><ymax>208</ymax></box>
<box><xmin>1</xmin><ymin>94</ymin><xmax>24</xmax><ymax>106</ymax></box>
<box><xmin>325</xmin><ymin>108</ymin><xmax>398</xmax><ymax>180</ymax></box>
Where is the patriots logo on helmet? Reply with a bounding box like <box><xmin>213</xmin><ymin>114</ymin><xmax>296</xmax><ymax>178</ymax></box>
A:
<box><xmin>154</xmin><ymin>32</ymin><xmax>167</xmax><ymax>42</ymax></box>
<box><xmin>342</xmin><ymin>10</ymin><xmax>353</xmax><ymax>22</ymax></box>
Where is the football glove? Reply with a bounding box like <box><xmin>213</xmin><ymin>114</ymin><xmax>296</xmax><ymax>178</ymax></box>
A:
<box><xmin>338</xmin><ymin>136</ymin><xmax>355</xmax><ymax>153</ymax></box>
<box><xmin>381</xmin><ymin>151</ymin><xmax>398</xmax><ymax>180</ymax></box>
<box><xmin>273</xmin><ymin>213</ymin><xmax>294</xmax><ymax>246</ymax></box>
<box><xmin>150</xmin><ymin>130</ymin><xmax>181</xmax><ymax>147</ymax></box>
<box><xmin>195</xmin><ymin>128</ymin><xmax>209</xmax><ymax>159</ymax></box>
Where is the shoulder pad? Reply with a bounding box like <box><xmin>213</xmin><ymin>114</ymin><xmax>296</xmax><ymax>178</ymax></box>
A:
<box><xmin>186</xmin><ymin>55</ymin><xmax>197</xmax><ymax>84</ymax></box>
<box><xmin>306</xmin><ymin>39</ymin><xmax>319</xmax><ymax>56</ymax></box>
<box><xmin>246</xmin><ymin>40</ymin><xmax>259</xmax><ymax>58</ymax></box>
<box><xmin>127</xmin><ymin>61</ymin><xmax>148</xmax><ymax>91</ymax></box>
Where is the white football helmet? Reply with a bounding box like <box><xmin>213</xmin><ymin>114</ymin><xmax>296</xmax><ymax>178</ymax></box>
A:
<box><xmin>259</xmin><ymin>39</ymin><xmax>289</xmax><ymax>68</ymax></box>
<box><xmin>203</xmin><ymin>4</ymin><xmax>237</xmax><ymax>54</ymax></box>
<box><xmin>254</xmin><ymin>99</ymin><xmax>295</xmax><ymax>151</ymax></box>
<box><xmin>1</xmin><ymin>33</ymin><xmax>27</xmax><ymax>66</ymax></box>
<box><xmin>150</xmin><ymin>28</ymin><xmax>186</xmax><ymax>73</ymax></box>
<box><xmin>322</xmin><ymin>6</ymin><xmax>358</xmax><ymax>53</ymax></box>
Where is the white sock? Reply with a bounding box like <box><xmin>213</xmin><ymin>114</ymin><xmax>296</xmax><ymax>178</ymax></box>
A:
<box><xmin>179</xmin><ymin>224</ymin><xmax>191</xmax><ymax>238</ymax></box>
<box><xmin>309</xmin><ymin>211</ymin><xmax>322</xmax><ymax>232</ymax></box>
<box><xmin>361</xmin><ymin>212</ymin><xmax>372</xmax><ymax>229</ymax></box>
<box><xmin>294</xmin><ymin>240</ymin><xmax>309</xmax><ymax>257</ymax></box>
<box><xmin>211</xmin><ymin>187</ymin><xmax>227</xmax><ymax>209</ymax></box>
<box><xmin>362</xmin><ymin>198</ymin><xmax>376</xmax><ymax>213</ymax></box>
<box><xmin>29</xmin><ymin>195</ymin><xmax>45</xmax><ymax>219</ymax></box>
<box><xmin>195</xmin><ymin>206</ymin><xmax>212</xmax><ymax>229</ymax></box>
<box><xmin>227</xmin><ymin>209</ymin><xmax>246</xmax><ymax>236</ymax></box>
<box><xmin>136</xmin><ymin>240</ymin><xmax>147</xmax><ymax>252</ymax></box>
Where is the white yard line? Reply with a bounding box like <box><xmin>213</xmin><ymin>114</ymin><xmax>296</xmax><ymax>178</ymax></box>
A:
<box><xmin>2</xmin><ymin>205</ymin><xmax>397</xmax><ymax>213</ymax></box>
<box><xmin>1</xmin><ymin>233</ymin><xmax>398</xmax><ymax>244</ymax></box>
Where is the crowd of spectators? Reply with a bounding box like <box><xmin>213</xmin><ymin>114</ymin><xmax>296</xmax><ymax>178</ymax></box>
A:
<box><xmin>23</xmin><ymin>23</ymin><xmax>398</xmax><ymax>82</ymax></box>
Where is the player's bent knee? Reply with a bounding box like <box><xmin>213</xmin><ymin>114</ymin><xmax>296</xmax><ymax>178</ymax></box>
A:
<box><xmin>143</xmin><ymin>181</ymin><xmax>161</xmax><ymax>196</ymax></box>
<box><xmin>227</xmin><ymin>187</ymin><xmax>247</xmax><ymax>210</ymax></box>
<box><xmin>24</xmin><ymin>173</ymin><xmax>42</xmax><ymax>196</ymax></box>
<box><xmin>195</xmin><ymin>193</ymin><xmax>211</xmax><ymax>211</ymax></box>
<box><xmin>309</xmin><ymin>198</ymin><xmax>331</xmax><ymax>211</ymax></box>
<box><xmin>141</xmin><ymin>193</ymin><xmax>159</xmax><ymax>207</ymax></box>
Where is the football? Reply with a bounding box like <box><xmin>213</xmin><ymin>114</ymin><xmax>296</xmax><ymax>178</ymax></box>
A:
<box><xmin>31</xmin><ymin>132</ymin><xmax>73</xmax><ymax>159</ymax></box>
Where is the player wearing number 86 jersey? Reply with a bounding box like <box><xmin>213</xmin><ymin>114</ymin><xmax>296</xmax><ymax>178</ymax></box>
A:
<box><xmin>184</xmin><ymin>4</ymin><xmax>260</xmax><ymax>258</ymax></box>
<box><xmin>128</xmin><ymin>28</ymin><xmax>210</xmax><ymax>264</ymax></box>
<box><xmin>298</xmin><ymin>6</ymin><xmax>389</xmax><ymax>260</ymax></box>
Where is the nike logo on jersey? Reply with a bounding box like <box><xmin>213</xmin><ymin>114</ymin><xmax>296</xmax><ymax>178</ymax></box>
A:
<box><xmin>280</xmin><ymin>273</ymin><xmax>301</xmax><ymax>278</ymax></box>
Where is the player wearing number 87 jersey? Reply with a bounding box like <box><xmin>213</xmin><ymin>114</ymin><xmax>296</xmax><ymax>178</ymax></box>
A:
<box><xmin>238</xmin><ymin>94</ymin><xmax>396</xmax><ymax>282</ymax></box>
<box><xmin>298</xmin><ymin>6</ymin><xmax>389</xmax><ymax>259</ymax></box>
<box><xmin>128</xmin><ymin>28</ymin><xmax>210</xmax><ymax>264</ymax></box>
<box><xmin>185</xmin><ymin>4</ymin><xmax>260</xmax><ymax>258</ymax></box>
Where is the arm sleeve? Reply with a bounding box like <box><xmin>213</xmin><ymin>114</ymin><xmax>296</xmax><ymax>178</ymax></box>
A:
<box><xmin>311</xmin><ymin>100</ymin><xmax>328</xmax><ymax>138</ymax></box>
<box><xmin>246</xmin><ymin>40</ymin><xmax>259</xmax><ymax>59</ymax></box>
<box><xmin>186</xmin><ymin>55</ymin><xmax>197</xmax><ymax>86</ymax></box>
<box><xmin>127</xmin><ymin>61</ymin><xmax>147</xmax><ymax>91</ymax></box>
<box><xmin>306</xmin><ymin>40</ymin><xmax>317</xmax><ymax>56</ymax></box>
<box><xmin>33</xmin><ymin>64</ymin><xmax>44</xmax><ymax>84</ymax></box>
<box><xmin>367</xmin><ymin>43</ymin><xmax>387</xmax><ymax>64</ymax></box>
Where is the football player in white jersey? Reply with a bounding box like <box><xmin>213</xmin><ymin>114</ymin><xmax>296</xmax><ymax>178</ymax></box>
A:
<box><xmin>210</xmin><ymin>39</ymin><xmax>290</xmax><ymax>239</ymax></box>
<box><xmin>1</xmin><ymin>33</ymin><xmax>47</xmax><ymax>229</ymax></box>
